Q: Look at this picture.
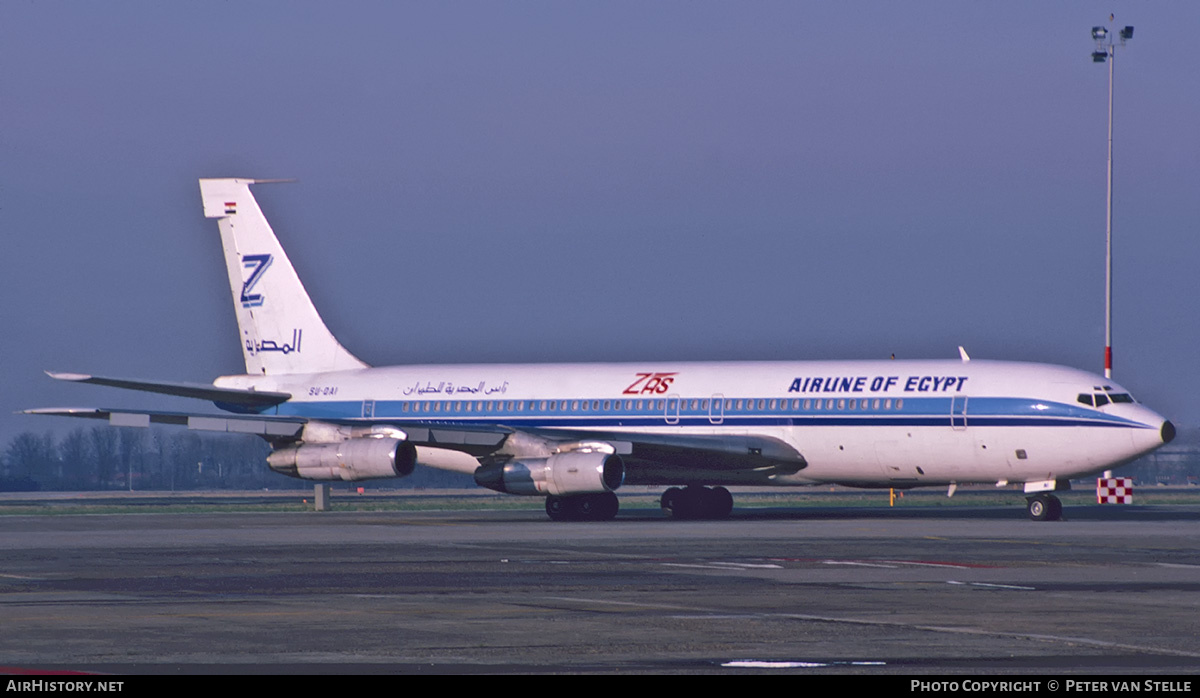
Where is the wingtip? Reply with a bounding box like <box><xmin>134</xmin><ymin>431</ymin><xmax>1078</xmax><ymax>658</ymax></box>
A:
<box><xmin>46</xmin><ymin>371</ymin><xmax>92</xmax><ymax>382</ymax></box>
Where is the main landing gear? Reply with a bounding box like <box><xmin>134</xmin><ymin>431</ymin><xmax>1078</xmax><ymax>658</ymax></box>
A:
<box><xmin>1026</xmin><ymin>493</ymin><xmax>1063</xmax><ymax>522</ymax></box>
<box><xmin>545</xmin><ymin>491</ymin><xmax>620</xmax><ymax>522</ymax></box>
<box><xmin>660</xmin><ymin>486</ymin><xmax>734</xmax><ymax>520</ymax></box>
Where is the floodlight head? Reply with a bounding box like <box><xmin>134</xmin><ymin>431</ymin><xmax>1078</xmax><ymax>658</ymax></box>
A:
<box><xmin>1092</xmin><ymin>51</ymin><xmax>1107</xmax><ymax>63</ymax></box>
<box><xmin>1092</xmin><ymin>26</ymin><xmax>1108</xmax><ymax>41</ymax></box>
<box><xmin>1120</xmin><ymin>26</ymin><xmax>1134</xmax><ymax>41</ymax></box>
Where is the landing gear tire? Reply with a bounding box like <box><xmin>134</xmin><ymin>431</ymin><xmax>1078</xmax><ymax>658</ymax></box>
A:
<box><xmin>1027</xmin><ymin>493</ymin><xmax>1062</xmax><ymax>522</ymax></box>
<box><xmin>704</xmin><ymin>486</ymin><xmax>734</xmax><ymax>519</ymax></box>
<box><xmin>661</xmin><ymin>487</ymin><xmax>682</xmax><ymax>516</ymax></box>
<box><xmin>546</xmin><ymin>492</ymin><xmax>620</xmax><ymax>522</ymax></box>
<box><xmin>661</xmin><ymin>486</ymin><xmax>734</xmax><ymax>520</ymax></box>
<box><xmin>546</xmin><ymin>495</ymin><xmax>572</xmax><ymax>521</ymax></box>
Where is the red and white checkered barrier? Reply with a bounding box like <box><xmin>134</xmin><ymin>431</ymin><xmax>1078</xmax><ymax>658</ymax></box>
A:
<box><xmin>1096</xmin><ymin>477</ymin><xmax>1133</xmax><ymax>504</ymax></box>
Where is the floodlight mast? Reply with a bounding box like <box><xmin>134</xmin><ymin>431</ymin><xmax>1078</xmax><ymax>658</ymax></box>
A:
<box><xmin>1091</xmin><ymin>20</ymin><xmax>1133</xmax><ymax>380</ymax></box>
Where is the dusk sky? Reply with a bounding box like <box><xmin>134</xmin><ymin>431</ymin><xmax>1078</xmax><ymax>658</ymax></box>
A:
<box><xmin>3</xmin><ymin>2</ymin><xmax>1198</xmax><ymax>444</ymax></box>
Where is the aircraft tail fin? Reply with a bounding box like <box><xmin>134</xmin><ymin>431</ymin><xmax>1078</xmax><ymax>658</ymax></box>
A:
<box><xmin>199</xmin><ymin>178</ymin><xmax>368</xmax><ymax>375</ymax></box>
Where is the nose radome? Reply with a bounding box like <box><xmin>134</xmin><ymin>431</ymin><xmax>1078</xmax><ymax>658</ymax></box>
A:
<box><xmin>1162</xmin><ymin>420</ymin><xmax>1176</xmax><ymax>444</ymax></box>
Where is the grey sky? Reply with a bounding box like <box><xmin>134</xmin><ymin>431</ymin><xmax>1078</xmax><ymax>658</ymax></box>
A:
<box><xmin>3</xmin><ymin>2</ymin><xmax>1198</xmax><ymax>443</ymax></box>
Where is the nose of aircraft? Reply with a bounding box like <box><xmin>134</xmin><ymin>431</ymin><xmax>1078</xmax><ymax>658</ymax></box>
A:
<box><xmin>1161</xmin><ymin>420</ymin><xmax>1176</xmax><ymax>444</ymax></box>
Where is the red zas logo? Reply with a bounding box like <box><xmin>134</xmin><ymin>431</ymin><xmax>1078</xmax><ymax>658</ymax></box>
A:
<box><xmin>623</xmin><ymin>372</ymin><xmax>678</xmax><ymax>395</ymax></box>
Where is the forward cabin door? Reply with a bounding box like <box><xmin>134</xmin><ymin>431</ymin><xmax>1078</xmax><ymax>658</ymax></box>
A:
<box><xmin>951</xmin><ymin>394</ymin><xmax>968</xmax><ymax>430</ymax></box>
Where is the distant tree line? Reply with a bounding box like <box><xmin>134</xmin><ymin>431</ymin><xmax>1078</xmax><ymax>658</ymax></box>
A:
<box><xmin>0</xmin><ymin>428</ymin><xmax>475</xmax><ymax>492</ymax></box>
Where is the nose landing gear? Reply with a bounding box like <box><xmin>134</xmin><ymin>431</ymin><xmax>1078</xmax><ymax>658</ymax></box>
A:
<box><xmin>1026</xmin><ymin>493</ymin><xmax>1063</xmax><ymax>521</ymax></box>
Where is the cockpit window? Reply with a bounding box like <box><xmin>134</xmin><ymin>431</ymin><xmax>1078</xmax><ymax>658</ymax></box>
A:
<box><xmin>1081</xmin><ymin>390</ymin><xmax>1135</xmax><ymax>408</ymax></box>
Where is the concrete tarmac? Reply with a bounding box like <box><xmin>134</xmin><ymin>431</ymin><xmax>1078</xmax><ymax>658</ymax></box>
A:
<box><xmin>2</xmin><ymin>503</ymin><xmax>1199</xmax><ymax>674</ymax></box>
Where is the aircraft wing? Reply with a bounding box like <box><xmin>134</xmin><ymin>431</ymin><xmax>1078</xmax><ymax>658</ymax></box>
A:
<box><xmin>45</xmin><ymin>372</ymin><xmax>292</xmax><ymax>408</ymax></box>
<box><xmin>22</xmin><ymin>408</ymin><xmax>511</xmax><ymax>453</ymax></box>
<box><xmin>525</xmin><ymin>427</ymin><xmax>808</xmax><ymax>474</ymax></box>
<box><xmin>23</xmin><ymin>407</ymin><xmax>308</xmax><ymax>436</ymax></box>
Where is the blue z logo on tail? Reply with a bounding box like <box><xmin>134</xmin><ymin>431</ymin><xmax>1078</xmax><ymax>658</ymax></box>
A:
<box><xmin>240</xmin><ymin>254</ymin><xmax>272</xmax><ymax>308</ymax></box>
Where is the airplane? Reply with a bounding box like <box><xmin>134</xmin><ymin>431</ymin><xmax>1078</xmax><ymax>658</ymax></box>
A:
<box><xmin>26</xmin><ymin>178</ymin><xmax>1175</xmax><ymax>522</ymax></box>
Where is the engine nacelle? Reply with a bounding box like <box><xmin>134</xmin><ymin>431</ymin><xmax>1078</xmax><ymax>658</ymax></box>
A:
<box><xmin>267</xmin><ymin>437</ymin><xmax>415</xmax><ymax>481</ymax></box>
<box><xmin>267</xmin><ymin>439</ymin><xmax>481</xmax><ymax>481</ymax></box>
<box><xmin>474</xmin><ymin>451</ymin><xmax>624</xmax><ymax>496</ymax></box>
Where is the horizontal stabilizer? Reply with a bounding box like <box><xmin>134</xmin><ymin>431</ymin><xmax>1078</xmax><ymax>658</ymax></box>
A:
<box><xmin>46</xmin><ymin>371</ymin><xmax>291</xmax><ymax>407</ymax></box>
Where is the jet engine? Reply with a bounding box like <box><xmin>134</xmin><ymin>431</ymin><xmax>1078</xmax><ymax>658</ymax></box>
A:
<box><xmin>267</xmin><ymin>437</ymin><xmax>413</xmax><ymax>481</ymax></box>
<box><xmin>268</xmin><ymin>438</ymin><xmax>481</xmax><ymax>481</ymax></box>
<box><xmin>474</xmin><ymin>451</ymin><xmax>624</xmax><ymax>496</ymax></box>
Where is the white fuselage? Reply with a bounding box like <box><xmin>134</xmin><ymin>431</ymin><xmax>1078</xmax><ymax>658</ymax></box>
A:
<box><xmin>216</xmin><ymin>358</ymin><xmax>1170</xmax><ymax>489</ymax></box>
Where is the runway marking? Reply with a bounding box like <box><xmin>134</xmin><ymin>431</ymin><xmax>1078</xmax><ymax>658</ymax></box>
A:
<box><xmin>821</xmin><ymin>561</ymin><xmax>897</xmax><ymax>568</ymax></box>
<box><xmin>0</xmin><ymin>573</ymin><xmax>44</xmax><ymax>580</ymax></box>
<box><xmin>660</xmin><ymin>561</ymin><xmax>786</xmax><ymax>570</ymax></box>
<box><xmin>947</xmin><ymin>581</ymin><xmax>1036</xmax><ymax>591</ymax></box>
<box><xmin>661</xmin><ymin>563</ymin><xmax>764</xmax><ymax>571</ymax></box>
<box><xmin>543</xmin><ymin>596</ymin><xmax>691</xmax><ymax>611</ymax></box>
<box><xmin>1156</xmin><ymin>563</ymin><xmax>1200</xmax><ymax>570</ymax></box>
<box><xmin>879</xmin><ymin>560</ymin><xmax>990</xmax><ymax>569</ymax></box>
<box><xmin>722</xmin><ymin>660</ymin><xmax>886</xmax><ymax>669</ymax></box>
